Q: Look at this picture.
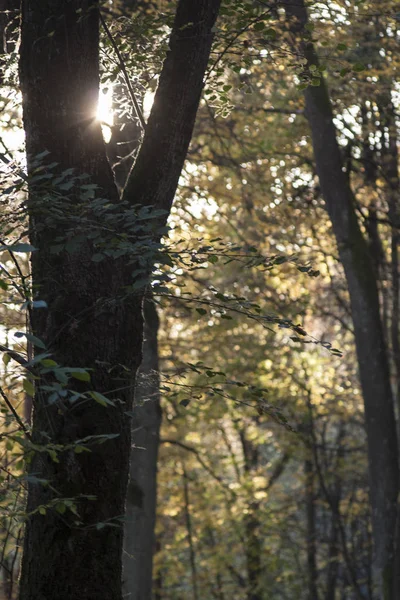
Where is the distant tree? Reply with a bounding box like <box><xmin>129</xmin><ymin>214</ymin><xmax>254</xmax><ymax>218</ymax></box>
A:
<box><xmin>283</xmin><ymin>1</ymin><xmax>399</xmax><ymax>597</ymax></box>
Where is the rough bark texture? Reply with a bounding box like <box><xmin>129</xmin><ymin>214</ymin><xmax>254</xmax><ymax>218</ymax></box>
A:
<box><xmin>18</xmin><ymin>1</ymin><xmax>221</xmax><ymax>599</ymax></box>
<box><xmin>123</xmin><ymin>298</ymin><xmax>161</xmax><ymax>600</ymax></box>
<box><xmin>283</xmin><ymin>2</ymin><xmax>399</xmax><ymax>597</ymax></box>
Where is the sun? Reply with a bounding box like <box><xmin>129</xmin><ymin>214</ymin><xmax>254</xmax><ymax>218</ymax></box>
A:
<box><xmin>97</xmin><ymin>87</ymin><xmax>114</xmax><ymax>142</ymax></box>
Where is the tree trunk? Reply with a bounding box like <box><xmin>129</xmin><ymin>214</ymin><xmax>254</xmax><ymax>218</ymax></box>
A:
<box><xmin>305</xmin><ymin>456</ymin><xmax>319</xmax><ymax>600</ymax></box>
<box><xmin>123</xmin><ymin>297</ymin><xmax>161</xmax><ymax>600</ymax></box>
<box><xmin>18</xmin><ymin>1</ymin><xmax>221</xmax><ymax>599</ymax></box>
<box><xmin>244</xmin><ymin>502</ymin><xmax>262</xmax><ymax>600</ymax></box>
<box><xmin>104</xmin><ymin>32</ymin><xmax>161</xmax><ymax>599</ymax></box>
<box><xmin>182</xmin><ymin>466</ymin><xmax>199</xmax><ymax>600</ymax></box>
<box><xmin>283</xmin><ymin>2</ymin><xmax>399</xmax><ymax>597</ymax></box>
<box><xmin>239</xmin><ymin>429</ymin><xmax>262</xmax><ymax>600</ymax></box>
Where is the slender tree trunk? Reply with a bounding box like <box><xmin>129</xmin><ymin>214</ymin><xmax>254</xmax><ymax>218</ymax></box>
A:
<box><xmin>123</xmin><ymin>297</ymin><xmax>161</xmax><ymax>600</ymax></box>
<box><xmin>182</xmin><ymin>466</ymin><xmax>199</xmax><ymax>600</ymax></box>
<box><xmin>379</xmin><ymin>92</ymin><xmax>400</xmax><ymax>414</ymax></box>
<box><xmin>105</xmin><ymin>52</ymin><xmax>161</xmax><ymax>600</ymax></box>
<box><xmin>325</xmin><ymin>515</ymin><xmax>339</xmax><ymax>600</ymax></box>
<box><xmin>18</xmin><ymin>1</ymin><xmax>221</xmax><ymax>598</ymax></box>
<box><xmin>305</xmin><ymin>456</ymin><xmax>319</xmax><ymax>600</ymax></box>
<box><xmin>239</xmin><ymin>429</ymin><xmax>262</xmax><ymax>600</ymax></box>
<box><xmin>324</xmin><ymin>441</ymin><xmax>342</xmax><ymax>600</ymax></box>
<box><xmin>283</xmin><ymin>2</ymin><xmax>399</xmax><ymax>597</ymax></box>
<box><xmin>244</xmin><ymin>501</ymin><xmax>262</xmax><ymax>600</ymax></box>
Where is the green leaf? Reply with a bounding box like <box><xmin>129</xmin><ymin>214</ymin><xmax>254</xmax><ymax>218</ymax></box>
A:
<box><xmin>48</xmin><ymin>449</ymin><xmax>59</xmax><ymax>462</ymax></box>
<box><xmin>253</xmin><ymin>21</ymin><xmax>265</xmax><ymax>31</ymax></box>
<box><xmin>32</xmin><ymin>300</ymin><xmax>47</xmax><ymax>309</ymax></box>
<box><xmin>74</xmin><ymin>445</ymin><xmax>90</xmax><ymax>454</ymax></box>
<box><xmin>0</xmin><ymin>243</ymin><xmax>37</xmax><ymax>253</ymax></box>
<box><xmin>2</xmin><ymin>353</ymin><xmax>10</xmax><ymax>366</ymax></box>
<box><xmin>23</xmin><ymin>378</ymin><xmax>35</xmax><ymax>396</ymax></box>
<box><xmin>71</xmin><ymin>370</ymin><xmax>91</xmax><ymax>382</ymax></box>
<box><xmin>89</xmin><ymin>390</ymin><xmax>115</xmax><ymax>407</ymax></box>
<box><xmin>40</xmin><ymin>358</ymin><xmax>58</xmax><ymax>367</ymax></box>
<box><xmin>196</xmin><ymin>308</ymin><xmax>207</xmax><ymax>316</ymax></box>
<box><xmin>352</xmin><ymin>62</ymin><xmax>365</xmax><ymax>72</ymax></box>
<box><xmin>24</xmin><ymin>333</ymin><xmax>46</xmax><ymax>349</ymax></box>
<box><xmin>265</xmin><ymin>28</ymin><xmax>276</xmax><ymax>39</ymax></box>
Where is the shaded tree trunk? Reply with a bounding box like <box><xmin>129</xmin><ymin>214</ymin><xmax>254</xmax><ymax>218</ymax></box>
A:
<box><xmin>182</xmin><ymin>466</ymin><xmax>199</xmax><ymax>600</ymax></box>
<box><xmin>305</xmin><ymin>456</ymin><xmax>319</xmax><ymax>600</ymax></box>
<box><xmin>244</xmin><ymin>501</ymin><xmax>262</xmax><ymax>600</ymax></box>
<box><xmin>378</xmin><ymin>92</ymin><xmax>400</xmax><ymax>414</ymax></box>
<box><xmin>104</xmin><ymin>25</ymin><xmax>161</xmax><ymax>597</ymax></box>
<box><xmin>123</xmin><ymin>297</ymin><xmax>161</xmax><ymax>600</ymax></box>
<box><xmin>283</xmin><ymin>1</ymin><xmax>399</xmax><ymax>597</ymax></box>
<box><xmin>239</xmin><ymin>429</ymin><xmax>262</xmax><ymax>600</ymax></box>
<box><xmin>18</xmin><ymin>1</ymin><xmax>221</xmax><ymax>599</ymax></box>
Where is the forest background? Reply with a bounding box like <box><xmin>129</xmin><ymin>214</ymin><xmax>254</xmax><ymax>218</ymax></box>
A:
<box><xmin>0</xmin><ymin>1</ymin><xmax>399</xmax><ymax>599</ymax></box>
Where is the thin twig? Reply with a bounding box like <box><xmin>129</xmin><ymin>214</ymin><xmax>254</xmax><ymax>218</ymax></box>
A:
<box><xmin>0</xmin><ymin>385</ymin><xmax>31</xmax><ymax>439</ymax></box>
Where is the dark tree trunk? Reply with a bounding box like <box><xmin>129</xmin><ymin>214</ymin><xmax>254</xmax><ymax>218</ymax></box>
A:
<box><xmin>324</xmin><ymin>476</ymin><xmax>341</xmax><ymax>600</ymax></box>
<box><xmin>244</xmin><ymin>502</ymin><xmax>262</xmax><ymax>600</ymax></box>
<box><xmin>182</xmin><ymin>466</ymin><xmax>199</xmax><ymax>600</ymax></box>
<box><xmin>283</xmin><ymin>1</ymin><xmax>399</xmax><ymax>597</ymax></box>
<box><xmin>239</xmin><ymin>430</ymin><xmax>262</xmax><ymax>600</ymax></box>
<box><xmin>18</xmin><ymin>1</ymin><xmax>221</xmax><ymax>599</ymax></box>
<box><xmin>104</xmin><ymin>34</ymin><xmax>160</xmax><ymax>599</ymax></box>
<box><xmin>379</xmin><ymin>92</ymin><xmax>400</xmax><ymax>415</ymax></box>
<box><xmin>305</xmin><ymin>457</ymin><xmax>319</xmax><ymax>600</ymax></box>
<box><xmin>123</xmin><ymin>297</ymin><xmax>161</xmax><ymax>600</ymax></box>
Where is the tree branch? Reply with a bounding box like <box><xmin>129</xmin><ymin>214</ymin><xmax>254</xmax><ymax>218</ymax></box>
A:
<box><xmin>123</xmin><ymin>0</ymin><xmax>222</xmax><ymax>221</ymax></box>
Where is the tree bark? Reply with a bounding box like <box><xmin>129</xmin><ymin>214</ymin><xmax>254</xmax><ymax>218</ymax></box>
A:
<box><xmin>123</xmin><ymin>297</ymin><xmax>161</xmax><ymax>600</ymax></box>
<box><xmin>18</xmin><ymin>1</ymin><xmax>221</xmax><ymax>599</ymax></box>
<box><xmin>239</xmin><ymin>429</ymin><xmax>262</xmax><ymax>600</ymax></box>
<box><xmin>104</xmin><ymin>26</ymin><xmax>160</xmax><ymax>599</ymax></box>
<box><xmin>182</xmin><ymin>466</ymin><xmax>199</xmax><ymax>600</ymax></box>
<box><xmin>305</xmin><ymin>456</ymin><xmax>319</xmax><ymax>600</ymax></box>
<box><xmin>283</xmin><ymin>2</ymin><xmax>399</xmax><ymax>597</ymax></box>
